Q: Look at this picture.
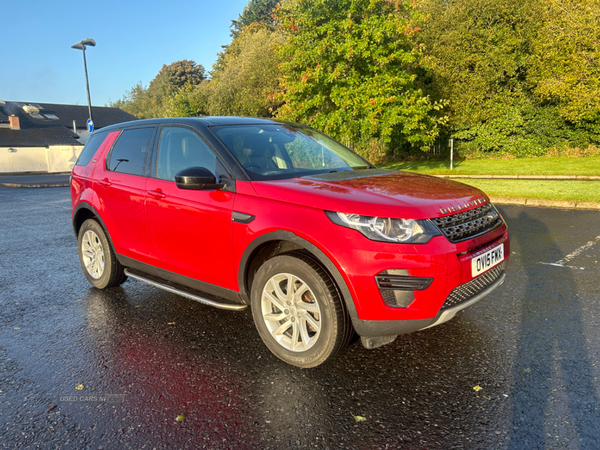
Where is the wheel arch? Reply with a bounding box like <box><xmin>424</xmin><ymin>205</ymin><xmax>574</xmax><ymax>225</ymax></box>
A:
<box><xmin>238</xmin><ymin>231</ymin><xmax>359</xmax><ymax>321</ymax></box>
<box><xmin>72</xmin><ymin>203</ymin><xmax>119</xmax><ymax>257</ymax></box>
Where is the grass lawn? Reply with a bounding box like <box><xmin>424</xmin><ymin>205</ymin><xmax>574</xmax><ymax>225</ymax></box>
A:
<box><xmin>381</xmin><ymin>156</ymin><xmax>600</xmax><ymax>176</ymax></box>
<box><xmin>450</xmin><ymin>179</ymin><xmax>600</xmax><ymax>203</ymax></box>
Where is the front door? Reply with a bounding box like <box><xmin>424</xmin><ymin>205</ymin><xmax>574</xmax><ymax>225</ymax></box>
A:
<box><xmin>145</xmin><ymin>126</ymin><xmax>236</xmax><ymax>291</ymax></box>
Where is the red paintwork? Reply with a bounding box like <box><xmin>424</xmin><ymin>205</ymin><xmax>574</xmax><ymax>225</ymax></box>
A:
<box><xmin>145</xmin><ymin>178</ymin><xmax>236</xmax><ymax>290</ymax></box>
<box><xmin>252</xmin><ymin>172</ymin><xmax>487</xmax><ymax>220</ymax></box>
<box><xmin>72</xmin><ymin>129</ymin><xmax>510</xmax><ymax>330</ymax></box>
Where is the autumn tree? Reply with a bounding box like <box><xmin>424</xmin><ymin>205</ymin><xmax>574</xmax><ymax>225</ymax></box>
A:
<box><xmin>276</xmin><ymin>0</ymin><xmax>445</xmax><ymax>158</ymax></box>
<box><xmin>230</xmin><ymin>0</ymin><xmax>279</xmax><ymax>37</ymax></box>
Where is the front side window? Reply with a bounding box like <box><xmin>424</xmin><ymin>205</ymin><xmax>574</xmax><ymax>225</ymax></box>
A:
<box><xmin>156</xmin><ymin>127</ymin><xmax>216</xmax><ymax>181</ymax></box>
<box><xmin>212</xmin><ymin>124</ymin><xmax>372</xmax><ymax>181</ymax></box>
<box><xmin>107</xmin><ymin>127</ymin><xmax>154</xmax><ymax>176</ymax></box>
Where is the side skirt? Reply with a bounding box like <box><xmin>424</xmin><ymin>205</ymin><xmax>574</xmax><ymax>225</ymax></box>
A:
<box><xmin>118</xmin><ymin>254</ymin><xmax>247</xmax><ymax>306</ymax></box>
<box><xmin>124</xmin><ymin>269</ymin><xmax>247</xmax><ymax>311</ymax></box>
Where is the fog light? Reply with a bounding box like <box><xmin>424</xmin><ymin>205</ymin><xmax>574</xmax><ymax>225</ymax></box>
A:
<box><xmin>380</xmin><ymin>290</ymin><xmax>415</xmax><ymax>308</ymax></box>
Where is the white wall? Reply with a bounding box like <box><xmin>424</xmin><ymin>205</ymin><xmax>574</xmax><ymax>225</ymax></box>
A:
<box><xmin>0</xmin><ymin>146</ymin><xmax>84</xmax><ymax>173</ymax></box>
<box><xmin>0</xmin><ymin>147</ymin><xmax>49</xmax><ymax>173</ymax></box>
<box><xmin>47</xmin><ymin>146</ymin><xmax>84</xmax><ymax>173</ymax></box>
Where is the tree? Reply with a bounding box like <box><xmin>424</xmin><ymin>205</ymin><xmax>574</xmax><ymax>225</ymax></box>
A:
<box><xmin>529</xmin><ymin>0</ymin><xmax>600</xmax><ymax>126</ymax></box>
<box><xmin>208</xmin><ymin>24</ymin><xmax>284</xmax><ymax>117</ymax></box>
<box><xmin>109</xmin><ymin>82</ymin><xmax>161</xmax><ymax>119</ymax></box>
<box><xmin>418</xmin><ymin>0</ymin><xmax>535</xmax><ymax>131</ymax></box>
<box><xmin>275</xmin><ymin>0</ymin><xmax>445</xmax><ymax>157</ymax></box>
<box><xmin>417</xmin><ymin>0</ymin><xmax>600</xmax><ymax>156</ymax></box>
<box><xmin>109</xmin><ymin>60</ymin><xmax>206</xmax><ymax>119</ymax></box>
<box><xmin>163</xmin><ymin>83</ymin><xmax>210</xmax><ymax>118</ymax></box>
<box><xmin>148</xmin><ymin>60</ymin><xmax>206</xmax><ymax>98</ymax></box>
<box><xmin>231</xmin><ymin>0</ymin><xmax>279</xmax><ymax>37</ymax></box>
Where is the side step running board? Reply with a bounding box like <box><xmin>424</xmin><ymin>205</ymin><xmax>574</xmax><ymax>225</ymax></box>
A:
<box><xmin>124</xmin><ymin>269</ymin><xmax>247</xmax><ymax>311</ymax></box>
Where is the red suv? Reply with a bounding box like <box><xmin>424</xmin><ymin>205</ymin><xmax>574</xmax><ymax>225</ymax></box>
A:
<box><xmin>71</xmin><ymin>117</ymin><xmax>509</xmax><ymax>367</ymax></box>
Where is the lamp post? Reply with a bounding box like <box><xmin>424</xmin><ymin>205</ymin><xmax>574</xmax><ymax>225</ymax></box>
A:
<box><xmin>71</xmin><ymin>38</ymin><xmax>96</xmax><ymax>130</ymax></box>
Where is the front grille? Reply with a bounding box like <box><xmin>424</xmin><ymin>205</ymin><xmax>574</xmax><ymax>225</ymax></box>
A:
<box><xmin>432</xmin><ymin>203</ymin><xmax>502</xmax><ymax>243</ymax></box>
<box><xmin>440</xmin><ymin>262</ymin><xmax>505</xmax><ymax>311</ymax></box>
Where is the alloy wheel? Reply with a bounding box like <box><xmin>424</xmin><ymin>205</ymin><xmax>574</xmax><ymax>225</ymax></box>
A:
<box><xmin>260</xmin><ymin>273</ymin><xmax>322</xmax><ymax>352</ymax></box>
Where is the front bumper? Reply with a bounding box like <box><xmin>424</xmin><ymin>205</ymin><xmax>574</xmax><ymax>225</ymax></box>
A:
<box><xmin>353</xmin><ymin>270</ymin><xmax>506</xmax><ymax>342</ymax></box>
<box><xmin>319</xmin><ymin>221</ymin><xmax>509</xmax><ymax>346</ymax></box>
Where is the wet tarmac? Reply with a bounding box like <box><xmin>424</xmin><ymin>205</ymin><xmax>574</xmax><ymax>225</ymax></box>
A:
<box><xmin>1</xmin><ymin>186</ymin><xmax>599</xmax><ymax>449</ymax></box>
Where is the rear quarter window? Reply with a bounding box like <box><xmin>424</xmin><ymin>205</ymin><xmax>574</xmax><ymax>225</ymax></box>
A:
<box><xmin>75</xmin><ymin>131</ymin><xmax>109</xmax><ymax>166</ymax></box>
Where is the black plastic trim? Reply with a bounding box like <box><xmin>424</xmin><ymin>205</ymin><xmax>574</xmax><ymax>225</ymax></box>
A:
<box><xmin>71</xmin><ymin>203</ymin><xmax>119</xmax><ymax>258</ymax></box>
<box><xmin>375</xmin><ymin>274</ymin><xmax>433</xmax><ymax>291</ymax></box>
<box><xmin>232</xmin><ymin>211</ymin><xmax>255</xmax><ymax>224</ymax></box>
<box><xmin>118</xmin><ymin>256</ymin><xmax>245</xmax><ymax>305</ymax></box>
<box><xmin>352</xmin><ymin>317</ymin><xmax>437</xmax><ymax>337</ymax></box>
<box><xmin>237</xmin><ymin>231</ymin><xmax>359</xmax><ymax>320</ymax></box>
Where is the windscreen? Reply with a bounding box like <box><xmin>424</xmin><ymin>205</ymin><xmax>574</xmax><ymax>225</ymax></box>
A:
<box><xmin>212</xmin><ymin>124</ymin><xmax>373</xmax><ymax>180</ymax></box>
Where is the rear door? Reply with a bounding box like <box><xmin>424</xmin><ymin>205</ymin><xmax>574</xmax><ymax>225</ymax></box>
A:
<box><xmin>96</xmin><ymin>126</ymin><xmax>156</xmax><ymax>263</ymax></box>
<box><xmin>145</xmin><ymin>125</ymin><xmax>237</xmax><ymax>290</ymax></box>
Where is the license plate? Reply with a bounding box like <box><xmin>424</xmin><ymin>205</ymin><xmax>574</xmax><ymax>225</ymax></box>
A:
<box><xmin>471</xmin><ymin>243</ymin><xmax>504</xmax><ymax>277</ymax></box>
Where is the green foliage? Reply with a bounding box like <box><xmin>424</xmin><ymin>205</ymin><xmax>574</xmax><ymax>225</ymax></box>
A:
<box><xmin>109</xmin><ymin>82</ymin><xmax>162</xmax><ymax>119</ymax></box>
<box><xmin>418</xmin><ymin>0</ymin><xmax>600</xmax><ymax>157</ymax></box>
<box><xmin>148</xmin><ymin>60</ymin><xmax>205</xmax><ymax>98</ymax></box>
<box><xmin>453</xmin><ymin>102</ymin><xmax>600</xmax><ymax>158</ymax></box>
<box><xmin>528</xmin><ymin>0</ymin><xmax>600</xmax><ymax>126</ymax></box>
<box><xmin>276</xmin><ymin>0</ymin><xmax>446</xmax><ymax>157</ymax></box>
<box><xmin>109</xmin><ymin>60</ymin><xmax>205</xmax><ymax>119</ymax></box>
<box><xmin>109</xmin><ymin>0</ymin><xmax>600</xmax><ymax>159</ymax></box>
<box><xmin>163</xmin><ymin>84</ymin><xmax>210</xmax><ymax>118</ymax></box>
<box><xmin>161</xmin><ymin>25</ymin><xmax>283</xmax><ymax>119</ymax></box>
<box><xmin>231</xmin><ymin>0</ymin><xmax>279</xmax><ymax>37</ymax></box>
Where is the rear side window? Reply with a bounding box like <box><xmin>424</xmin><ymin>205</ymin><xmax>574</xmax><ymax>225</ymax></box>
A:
<box><xmin>75</xmin><ymin>131</ymin><xmax>109</xmax><ymax>166</ymax></box>
<box><xmin>107</xmin><ymin>127</ymin><xmax>154</xmax><ymax>176</ymax></box>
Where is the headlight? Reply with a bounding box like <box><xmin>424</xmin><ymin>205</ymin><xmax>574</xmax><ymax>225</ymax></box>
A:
<box><xmin>325</xmin><ymin>211</ymin><xmax>441</xmax><ymax>244</ymax></box>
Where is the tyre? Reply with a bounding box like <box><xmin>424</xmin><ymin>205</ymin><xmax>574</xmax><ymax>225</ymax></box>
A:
<box><xmin>77</xmin><ymin>219</ymin><xmax>126</xmax><ymax>289</ymax></box>
<box><xmin>251</xmin><ymin>253</ymin><xmax>353</xmax><ymax>368</ymax></box>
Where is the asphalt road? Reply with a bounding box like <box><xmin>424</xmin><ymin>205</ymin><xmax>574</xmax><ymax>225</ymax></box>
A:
<box><xmin>1</xmin><ymin>186</ymin><xmax>599</xmax><ymax>449</ymax></box>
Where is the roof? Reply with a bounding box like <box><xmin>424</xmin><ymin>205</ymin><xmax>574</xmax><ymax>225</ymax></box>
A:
<box><xmin>0</xmin><ymin>100</ymin><xmax>138</xmax><ymax>147</ymax></box>
<box><xmin>0</xmin><ymin>125</ymin><xmax>82</xmax><ymax>147</ymax></box>
<box><xmin>97</xmin><ymin>116</ymin><xmax>293</xmax><ymax>134</ymax></box>
<box><xmin>0</xmin><ymin>101</ymin><xmax>137</xmax><ymax>128</ymax></box>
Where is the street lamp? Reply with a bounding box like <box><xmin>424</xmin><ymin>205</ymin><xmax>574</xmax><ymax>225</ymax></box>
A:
<box><xmin>71</xmin><ymin>38</ymin><xmax>96</xmax><ymax>131</ymax></box>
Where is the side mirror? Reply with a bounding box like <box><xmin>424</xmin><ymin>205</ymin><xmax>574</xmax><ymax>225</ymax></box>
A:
<box><xmin>175</xmin><ymin>167</ymin><xmax>224</xmax><ymax>191</ymax></box>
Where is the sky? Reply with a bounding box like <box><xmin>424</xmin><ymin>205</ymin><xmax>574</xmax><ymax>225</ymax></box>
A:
<box><xmin>1</xmin><ymin>0</ymin><xmax>249</xmax><ymax>107</ymax></box>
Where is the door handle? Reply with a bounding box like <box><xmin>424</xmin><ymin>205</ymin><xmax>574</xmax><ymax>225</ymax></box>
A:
<box><xmin>148</xmin><ymin>189</ymin><xmax>166</xmax><ymax>200</ymax></box>
<box><xmin>98</xmin><ymin>178</ymin><xmax>111</xmax><ymax>187</ymax></box>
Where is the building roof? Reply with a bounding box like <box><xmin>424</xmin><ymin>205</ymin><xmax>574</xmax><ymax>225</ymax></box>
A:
<box><xmin>0</xmin><ymin>125</ymin><xmax>82</xmax><ymax>147</ymax></box>
<box><xmin>0</xmin><ymin>100</ymin><xmax>137</xmax><ymax>147</ymax></box>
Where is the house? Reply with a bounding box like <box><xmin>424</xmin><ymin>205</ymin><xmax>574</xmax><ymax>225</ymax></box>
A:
<box><xmin>0</xmin><ymin>100</ymin><xmax>137</xmax><ymax>173</ymax></box>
